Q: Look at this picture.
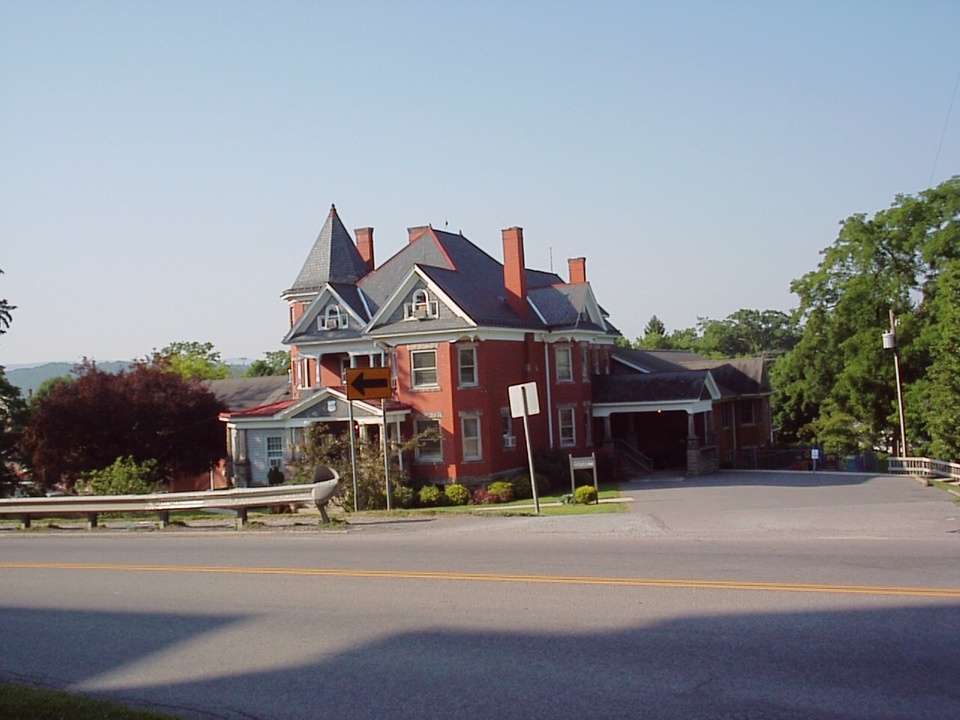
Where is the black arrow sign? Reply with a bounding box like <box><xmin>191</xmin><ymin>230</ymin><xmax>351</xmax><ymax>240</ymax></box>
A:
<box><xmin>350</xmin><ymin>372</ymin><xmax>390</xmax><ymax>397</ymax></box>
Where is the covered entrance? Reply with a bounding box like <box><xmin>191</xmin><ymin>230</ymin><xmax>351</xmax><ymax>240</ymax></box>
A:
<box><xmin>592</xmin><ymin>371</ymin><xmax>721</xmax><ymax>476</ymax></box>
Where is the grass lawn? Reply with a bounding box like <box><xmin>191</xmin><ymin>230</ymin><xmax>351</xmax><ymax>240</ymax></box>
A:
<box><xmin>0</xmin><ymin>683</ymin><xmax>182</xmax><ymax>719</ymax></box>
<box><xmin>347</xmin><ymin>484</ymin><xmax>628</xmax><ymax>519</ymax></box>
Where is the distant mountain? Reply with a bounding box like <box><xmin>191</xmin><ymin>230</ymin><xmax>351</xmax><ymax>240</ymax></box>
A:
<box><xmin>4</xmin><ymin>362</ymin><xmax>132</xmax><ymax>398</ymax></box>
<box><xmin>4</xmin><ymin>360</ymin><xmax>255</xmax><ymax>398</ymax></box>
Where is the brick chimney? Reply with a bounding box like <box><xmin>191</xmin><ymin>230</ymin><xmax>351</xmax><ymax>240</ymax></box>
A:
<box><xmin>568</xmin><ymin>257</ymin><xmax>587</xmax><ymax>284</ymax></box>
<box><xmin>355</xmin><ymin>227</ymin><xmax>374</xmax><ymax>271</ymax></box>
<box><xmin>502</xmin><ymin>227</ymin><xmax>528</xmax><ymax>319</ymax></box>
<box><xmin>408</xmin><ymin>226</ymin><xmax>429</xmax><ymax>244</ymax></box>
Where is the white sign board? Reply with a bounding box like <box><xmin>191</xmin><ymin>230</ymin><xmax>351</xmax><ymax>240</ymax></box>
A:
<box><xmin>508</xmin><ymin>382</ymin><xmax>540</xmax><ymax>418</ymax></box>
<box><xmin>570</xmin><ymin>456</ymin><xmax>595</xmax><ymax>470</ymax></box>
<box><xmin>811</xmin><ymin>449</ymin><xmax>820</xmax><ymax>460</ymax></box>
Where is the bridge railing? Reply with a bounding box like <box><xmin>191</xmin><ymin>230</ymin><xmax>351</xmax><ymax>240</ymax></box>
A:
<box><xmin>888</xmin><ymin>457</ymin><xmax>960</xmax><ymax>483</ymax></box>
<box><xmin>0</xmin><ymin>475</ymin><xmax>340</xmax><ymax>530</ymax></box>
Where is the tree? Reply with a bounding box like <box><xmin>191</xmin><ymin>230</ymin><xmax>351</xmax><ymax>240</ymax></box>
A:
<box><xmin>0</xmin><ymin>269</ymin><xmax>14</xmax><ymax>336</ymax></box>
<box><xmin>151</xmin><ymin>341</ymin><xmax>229</xmax><ymax>380</ymax></box>
<box><xmin>697</xmin><ymin>310</ymin><xmax>801</xmax><ymax>358</ymax></box>
<box><xmin>772</xmin><ymin>176</ymin><xmax>960</xmax><ymax>450</ymax></box>
<box><xmin>78</xmin><ymin>456</ymin><xmax>161</xmax><ymax>495</ymax></box>
<box><xmin>0</xmin><ymin>367</ymin><xmax>28</xmax><ymax>496</ymax></box>
<box><xmin>925</xmin><ymin>259</ymin><xmax>960</xmax><ymax>460</ymax></box>
<box><xmin>644</xmin><ymin>315</ymin><xmax>666</xmax><ymax>337</ymax></box>
<box><xmin>245</xmin><ymin>350</ymin><xmax>290</xmax><ymax>377</ymax></box>
<box><xmin>0</xmin><ymin>268</ymin><xmax>27</xmax><ymax>496</ymax></box>
<box><xmin>20</xmin><ymin>361</ymin><xmax>227</xmax><ymax>489</ymax></box>
<box><xmin>629</xmin><ymin>309</ymin><xmax>800</xmax><ymax>357</ymax></box>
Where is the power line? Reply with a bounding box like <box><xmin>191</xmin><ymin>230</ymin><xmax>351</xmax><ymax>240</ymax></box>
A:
<box><xmin>930</xmin><ymin>65</ymin><xmax>960</xmax><ymax>186</ymax></box>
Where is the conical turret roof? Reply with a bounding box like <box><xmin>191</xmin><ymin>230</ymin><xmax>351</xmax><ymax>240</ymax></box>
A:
<box><xmin>285</xmin><ymin>205</ymin><xmax>370</xmax><ymax>294</ymax></box>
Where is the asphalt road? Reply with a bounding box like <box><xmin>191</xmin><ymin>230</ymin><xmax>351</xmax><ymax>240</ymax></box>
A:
<box><xmin>1</xmin><ymin>471</ymin><xmax>959</xmax><ymax>720</ymax></box>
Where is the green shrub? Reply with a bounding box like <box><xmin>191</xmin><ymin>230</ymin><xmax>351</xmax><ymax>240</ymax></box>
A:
<box><xmin>444</xmin><ymin>484</ymin><xmax>470</xmax><ymax>506</ymax></box>
<box><xmin>511</xmin><ymin>472</ymin><xmax>550</xmax><ymax>499</ymax></box>
<box><xmin>418</xmin><ymin>484</ymin><xmax>442</xmax><ymax>507</ymax></box>
<box><xmin>533</xmin><ymin>448</ymin><xmax>567</xmax><ymax>492</ymax></box>
<box><xmin>487</xmin><ymin>480</ymin><xmax>514</xmax><ymax>503</ymax></box>
<box><xmin>574</xmin><ymin>484</ymin><xmax>597</xmax><ymax>504</ymax></box>
<box><xmin>392</xmin><ymin>484</ymin><xmax>415</xmax><ymax>508</ymax></box>
<box><xmin>79</xmin><ymin>456</ymin><xmax>161</xmax><ymax>496</ymax></box>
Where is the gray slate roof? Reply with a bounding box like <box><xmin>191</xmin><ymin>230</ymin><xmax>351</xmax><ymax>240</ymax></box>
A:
<box><xmin>611</xmin><ymin>349</ymin><xmax>771</xmax><ymax>398</ymax></box>
<box><xmin>592</xmin><ymin>370</ymin><xmax>714</xmax><ymax>404</ymax></box>
<box><xmin>286</xmin><ymin>205</ymin><xmax>371</xmax><ymax>294</ymax></box>
<box><xmin>207</xmin><ymin>376</ymin><xmax>291</xmax><ymax>412</ymax></box>
<box><xmin>286</xmin><ymin>215</ymin><xmax>620</xmax><ymax>339</ymax></box>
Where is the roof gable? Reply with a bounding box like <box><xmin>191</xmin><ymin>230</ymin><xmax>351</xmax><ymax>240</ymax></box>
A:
<box><xmin>283</xmin><ymin>283</ymin><xmax>370</xmax><ymax>344</ymax></box>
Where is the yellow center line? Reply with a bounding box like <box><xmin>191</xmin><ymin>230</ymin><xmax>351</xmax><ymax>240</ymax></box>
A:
<box><xmin>2</xmin><ymin>561</ymin><xmax>958</xmax><ymax>598</ymax></box>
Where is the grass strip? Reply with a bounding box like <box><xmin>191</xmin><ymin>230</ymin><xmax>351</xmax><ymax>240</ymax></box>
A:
<box><xmin>0</xmin><ymin>683</ymin><xmax>183</xmax><ymax>719</ymax></box>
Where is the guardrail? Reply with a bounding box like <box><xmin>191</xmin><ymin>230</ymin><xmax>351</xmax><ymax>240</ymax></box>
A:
<box><xmin>888</xmin><ymin>456</ymin><xmax>960</xmax><ymax>483</ymax></box>
<box><xmin>0</xmin><ymin>475</ymin><xmax>340</xmax><ymax>530</ymax></box>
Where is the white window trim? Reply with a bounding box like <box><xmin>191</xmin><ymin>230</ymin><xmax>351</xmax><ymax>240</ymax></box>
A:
<box><xmin>556</xmin><ymin>345</ymin><xmax>573</xmax><ymax>383</ymax></box>
<box><xmin>411</xmin><ymin>348</ymin><xmax>439</xmax><ymax>389</ymax></box>
<box><xmin>559</xmin><ymin>405</ymin><xmax>576</xmax><ymax>447</ymax></box>
<box><xmin>404</xmin><ymin>288</ymin><xmax>439</xmax><ymax>320</ymax></box>
<box><xmin>501</xmin><ymin>408</ymin><xmax>517</xmax><ymax>449</ymax></box>
<box><xmin>266</xmin><ymin>436</ymin><xmax>284</xmax><ymax>469</ymax></box>
<box><xmin>322</xmin><ymin>304</ymin><xmax>344</xmax><ymax>330</ymax></box>
<box><xmin>460</xmin><ymin>413</ymin><xmax>482</xmax><ymax>462</ymax></box>
<box><xmin>458</xmin><ymin>345</ymin><xmax>478</xmax><ymax>387</ymax></box>
<box><xmin>414</xmin><ymin>416</ymin><xmax>443</xmax><ymax>463</ymax></box>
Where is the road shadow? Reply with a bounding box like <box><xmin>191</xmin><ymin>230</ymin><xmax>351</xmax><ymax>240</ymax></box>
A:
<box><xmin>2</xmin><ymin>601</ymin><xmax>958</xmax><ymax>719</ymax></box>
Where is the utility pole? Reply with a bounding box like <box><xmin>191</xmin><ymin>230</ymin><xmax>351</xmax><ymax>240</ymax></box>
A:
<box><xmin>882</xmin><ymin>310</ymin><xmax>908</xmax><ymax>457</ymax></box>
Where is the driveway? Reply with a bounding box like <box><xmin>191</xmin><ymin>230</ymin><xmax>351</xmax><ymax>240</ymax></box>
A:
<box><xmin>615</xmin><ymin>470</ymin><xmax>960</xmax><ymax>540</ymax></box>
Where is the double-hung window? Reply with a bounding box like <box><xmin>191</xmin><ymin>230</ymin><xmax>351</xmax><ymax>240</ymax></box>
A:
<box><xmin>461</xmin><ymin>414</ymin><xmax>482</xmax><ymax>461</ymax></box>
<box><xmin>559</xmin><ymin>406</ymin><xmax>576</xmax><ymax>447</ymax></box>
<box><xmin>411</xmin><ymin>349</ymin><xmax>438</xmax><ymax>388</ymax></box>
<box><xmin>266</xmin><ymin>436</ymin><xmax>283</xmax><ymax>469</ymax></box>
<box><xmin>458</xmin><ymin>346</ymin><xmax>478</xmax><ymax>387</ymax></box>
<box><xmin>556</xmin><ymin>346</ymin><xmax>573</xmax><ymax>383</ymax></box>
<box><xmin>414</xmin><ymin>417</ymin><xmax>442</xmax><ymax>462</ymax></box>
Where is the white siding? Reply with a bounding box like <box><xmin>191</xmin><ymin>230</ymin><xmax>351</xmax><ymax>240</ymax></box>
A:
<box><xmin>247</xmin><ymin>430</ymin><xmax>285</xmax><ymax>485</ymax></box>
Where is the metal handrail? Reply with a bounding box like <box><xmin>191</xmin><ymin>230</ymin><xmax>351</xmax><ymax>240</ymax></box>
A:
<box><xmin>614</xmin><ymin>438</ymin><xmax>654</xmax><ymax>473</ymax></box>
<box><xmin>0</xmin><ymin>476</ymin><xmax>340</xmax><ymax>529</ymax></box>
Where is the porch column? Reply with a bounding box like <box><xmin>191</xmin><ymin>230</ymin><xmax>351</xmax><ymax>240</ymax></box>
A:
<box><xmin>686</xmin><ymin>411</ymin><xmax>700</xmax><ymax>477</ymax></box>
<box><xmin>395</xmin><ymin>417</ymin><xmax>404</xmax><ymax>473</ymax></box>
<box><xmin>602</xmin><ymin>416</ymin><xmax>613</xmax><ymax>443</ymax></box>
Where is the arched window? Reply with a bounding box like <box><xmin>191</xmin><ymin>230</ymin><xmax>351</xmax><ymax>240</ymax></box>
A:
<box><xmin>411</xmin><ymin>289</ymin><xmax>429</xmax><ymax>312</ymax></box>
<box><xmin>323</xmin><ymin>304</ymin><xmax>343</xmax><ymax>330</ymax></box>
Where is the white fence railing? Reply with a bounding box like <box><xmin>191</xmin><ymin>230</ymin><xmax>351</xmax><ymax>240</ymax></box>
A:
<box><xmin>0</xmin><ymin>476</ymin><xmax>340</xmax><ymax>530</ymax></box>
<box><xmin>888</xmin><ymin>457</ymin><xmax>960</xmax><ymax>483</ymax></box>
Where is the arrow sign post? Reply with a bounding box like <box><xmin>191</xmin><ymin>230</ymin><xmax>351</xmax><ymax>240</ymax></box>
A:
<box><xmin>344</xmin><ymin>367</ymin><xmax>394</xmax><ymax>510</ymax></box>
<box><xmin>345</xmin><ymin>368</ymin><xmax>393</xmax><ymax>401</ymax></box>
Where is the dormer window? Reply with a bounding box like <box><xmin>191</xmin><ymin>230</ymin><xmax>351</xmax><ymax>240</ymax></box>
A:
<box><xmin>404</xmin><ymin>288</ymin><xmax>439</xmax><ymax>320</ymax></box>
<box><xmin>322</xmin><ymin>304</ymin><xmax>345</xmax><ymax>330</ymax></box>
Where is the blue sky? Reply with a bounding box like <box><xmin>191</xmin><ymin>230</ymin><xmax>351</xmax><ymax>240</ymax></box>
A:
<box><xmin>2</xmin><ymin>1</ymin><xmax>958</xmax><ymax>366</ymax></box>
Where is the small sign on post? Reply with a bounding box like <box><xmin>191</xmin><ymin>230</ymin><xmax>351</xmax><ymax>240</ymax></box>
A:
<box><xmin>508</xmin><ymin>382</ymin><xmax>541</xmax><ymax>514</ymax></box>
<box><xmin>569</xmin><ymin>453</ymin><xmax>599</xmax><ymax>503</ymax></box>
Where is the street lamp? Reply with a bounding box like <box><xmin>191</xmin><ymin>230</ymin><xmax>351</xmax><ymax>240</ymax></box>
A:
<box><xmin>882</xmin><ymin>310</ymin><xmax>908</xmax><ymax>457</ymax></box>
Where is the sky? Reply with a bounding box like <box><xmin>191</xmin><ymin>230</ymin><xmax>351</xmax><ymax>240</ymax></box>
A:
<box><xmin>1</xmin><ymin>1</ymin><xmax>958</xmax><ymax>367</ymax></box>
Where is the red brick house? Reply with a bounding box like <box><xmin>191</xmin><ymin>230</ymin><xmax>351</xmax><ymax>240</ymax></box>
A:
<box><xmin>220</xmin><ymin>205</ymin><xmax>772</xmax><ymax>486</ymax></box>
